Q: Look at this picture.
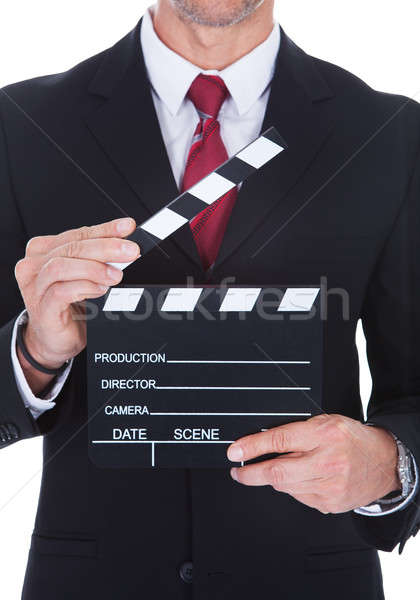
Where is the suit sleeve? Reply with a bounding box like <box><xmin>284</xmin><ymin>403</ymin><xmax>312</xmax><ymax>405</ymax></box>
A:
<box><xmin>352</xmin><ymin>148</ymin><xmax>420</xmax><ymax>553</ymax></box>
<box><xmin>0</xmin><ymin>102</ymin><xmax>40</xmax><ymax>446</ymax></box>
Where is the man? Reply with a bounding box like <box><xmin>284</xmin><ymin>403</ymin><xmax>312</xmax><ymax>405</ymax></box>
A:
<box><xmin>1</xmin><ymin>1</ymin><xmax>419</xmax><ymax>598</ymax></box>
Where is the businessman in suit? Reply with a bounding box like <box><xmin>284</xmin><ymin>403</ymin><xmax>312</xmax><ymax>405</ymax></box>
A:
<box><xmin>1</xmin><ymin>1</ymin><xmax>419</xmax><ymax>598</ymax></box>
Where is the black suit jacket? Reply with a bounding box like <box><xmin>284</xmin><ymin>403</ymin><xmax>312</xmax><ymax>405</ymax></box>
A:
<box><xmin>0</xmin><ymin>20</ymin><xmax>419</xmax><ymax>600</ymax></box>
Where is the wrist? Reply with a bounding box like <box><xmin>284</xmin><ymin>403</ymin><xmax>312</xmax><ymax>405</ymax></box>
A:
<box><xmin>24</xmin><ymin>324</ymin><xmax>68</xmax><ymax>371</ymax></box>
<box><xmin>372</xmin><ymin>426</ymin><xmax>401</xmax><ymax>495</ymax></box>
<box><xmin>17</xmin><ymin>343</ymin><xmax>55</xmax><ymax>396</ymax></box>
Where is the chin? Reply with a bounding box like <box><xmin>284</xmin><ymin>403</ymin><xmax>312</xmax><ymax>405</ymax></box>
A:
<box><xmin>171</xmin><ymin>0</ymin><xmax>265</xmax><ymax>28</ymax></box>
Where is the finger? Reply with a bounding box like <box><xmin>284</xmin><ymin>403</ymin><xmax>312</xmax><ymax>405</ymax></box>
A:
<box><xmin>49</xmin><ymin>237</ymin><xmax>140</xmax><ymax>263</ymax></box>
<box><xmin>227</xmin><ymin>421</ymin><xmax>319</xmax><ymax>463</ymax></box>
<box><xmin>40</xmin><ymin>280</ymin><xmax>110</xmax><ymax>313</ymax></box>
<box><xmin>230</xmin><ymin>455</ymin><xmax>318</xmax><ymax>488</ymax></box>
<box><xmin>36</xmin><ymin>257</ymin><xmax>123</xmax><ymax>297</ymax></box>
<box><xmin>17</xmin><ymin>236</ymin><xmax>138</xmax><ymax>289</ymax></box>
<box><xmin>15</xmin><ymin>256</ymin><xmax>41</xmax><ymax>288</ymax></box>
<box><xmin>26</xmin><ymin>217</ymin><xmax>136</xmax><ymax>256</ymax></box>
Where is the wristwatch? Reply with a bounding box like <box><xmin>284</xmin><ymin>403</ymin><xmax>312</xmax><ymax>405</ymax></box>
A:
<box><xmin>384</xmin><ymin>433</ymin><xmax>416</xmax><ymax>503</ymax></box>
<box><xmin>355</xmin><ymin>425</ymin><xmax>418</xmax><ymax>515</ymax></box>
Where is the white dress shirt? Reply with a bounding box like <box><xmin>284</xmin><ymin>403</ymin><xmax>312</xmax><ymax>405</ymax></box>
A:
<box><xmin>141</xmin><ymin>8</ymin><xmax>280</xmax><ymax>188</ymax></box>
<box><xmin>10</xmin><ymin>7</ymin><xmax>417</xmax><ymax>515</ymax></box>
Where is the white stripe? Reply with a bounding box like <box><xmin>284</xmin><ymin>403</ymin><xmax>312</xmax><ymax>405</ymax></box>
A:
<box><xmin>161</xmin><ymin>288</ymin><xmax>203</xmax><ymax>312</ymax></box>
<box><xmin>141</xmin><ymin>207</ymin><xmax>188</xmax><ymax>240</ymax></box>
<box><xmin>102</xmin><ymin>288</ymin><xmax>144</xmax><ymax>312</ymax></box>
<box><xmin>107</xmin><ymin>261</ymin><xmax>133</xmax><ymax>271</ymax></box>
<box><xmin>237</xmin><ymin>136</ymin><xmax>283</xmax><ymax>169</ymax></box>
<box><xmin>219</xmin><ymin>288</ymin><xmax>261</xmax><ymax>312</ymax></box>
<box><xmin>278</xmin><ymin>288</ymin><xmax>320</xmax><ymax>312</ymax></box>
<box><xmin>189</xmin><ymin>172</ymin><xmax>236</xmax><ymax>205</ymax></box>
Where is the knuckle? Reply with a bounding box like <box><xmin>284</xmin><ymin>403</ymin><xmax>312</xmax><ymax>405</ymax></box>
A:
<box><xmin>323</xmin><ymin>415</ymin><xmax>346</xmax><ymax>442</ymax></box>
<box><xmin>15</xmin><ymin>257</ymin><xmax>38</xmax><ymax>287</ymax></box>
<box><xmin>328</xmin><ymin>414</ymin><xmax>346</xmax><ymax>428</ymax></box>
<box><xmin>269</xmin><ymin>462</ymin><xmax>285</xmax><ymax>489</ymax></box>
<box><xmin>271</xmin><ymin>428</ymin><xmax>289</xmax><ymax>454</ymax></box>
<box><xmin>75</xmin><ymin>225</ymin><xmax>91</xmax><ymax>241</ymax></box>
<box><xmin>63</xmin><ymin>239</ymin><xmax>82</xmax><ymax>258</ymax></box>
<box><xmin>14</xmin><ymin>258</ymin><xmax>29</xmax><ymax>281</ymax></box>
<box><xmin>26</xmin><ymin>236</ymin><xmax>45</xmax><ymax>255</ymax></box>
<box><xmin>311</xmin><ymin>414</ymin><xmax>330</xmax><ymax>425</ymax></box>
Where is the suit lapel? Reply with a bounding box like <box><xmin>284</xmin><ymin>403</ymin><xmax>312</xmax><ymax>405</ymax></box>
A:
<box><xmin>214</xmin><ymin>31</ymin><xmax>335</xmax><ymax>270</ymax></box>
<box><xmin>85</xmin><ymin>23</ymin><xmax>335</xmax><ymax>272</ymax></box>
<box><xmin>85</xmin><ymin>21</ymin><xmax>203</xmax><ymax>268</ymax></box>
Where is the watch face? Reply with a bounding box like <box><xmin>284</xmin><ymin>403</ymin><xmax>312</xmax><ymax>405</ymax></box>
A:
<box><xmin>396</xmin><ymin>441</ymin><xmax>415</xmax><ymax>498</ymax></box>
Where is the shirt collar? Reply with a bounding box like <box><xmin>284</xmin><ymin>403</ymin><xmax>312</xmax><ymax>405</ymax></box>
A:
<box><xmin>140</xmin><ymin>8</ymin><xmax>281</xmax><ymax>117</ymax></box>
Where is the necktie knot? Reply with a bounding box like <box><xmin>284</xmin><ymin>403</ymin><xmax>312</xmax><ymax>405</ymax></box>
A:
<box><xmin>187</xmin><ymin>74</ymin><xmax>229</xmax><ymax>120</ymax></box>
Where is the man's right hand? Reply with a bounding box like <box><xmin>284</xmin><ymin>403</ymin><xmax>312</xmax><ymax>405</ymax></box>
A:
<box><xmin>14</xmin><ymin>217</ymin><xmax>139</xmax><ymax>392</ymax></box>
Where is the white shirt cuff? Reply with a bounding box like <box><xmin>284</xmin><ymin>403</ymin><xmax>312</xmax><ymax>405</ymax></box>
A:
<box><xmin>11</xmin><ymin>311</ymin><xmax>73</xmax><ymax>420</ymax></box>
<box><xmin>354</xmin><ymin>452</ymin><xmax>419</xmax><ymax>517</ymax></box>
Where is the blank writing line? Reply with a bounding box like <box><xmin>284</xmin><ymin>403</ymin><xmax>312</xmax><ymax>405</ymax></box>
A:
<box><xmin>150</xmin><ymin>412</ymin><xmax>312</xmax><ymax>416</ymax></box>
<box><xmin>167</xmin><ymin>360</ymin><xmax>310</xmax><ymax>365</ymax></box>
<box><xmin>155</xmin><ymin>386</ymin><xmax>311</xmax><ymax>391</ymax></box>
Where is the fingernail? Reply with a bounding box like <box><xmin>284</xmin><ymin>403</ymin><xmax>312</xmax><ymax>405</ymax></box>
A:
<box><xmin>228</xmin><ymin>444</ymin><xmax>243</xmax><ymax>462</ymax></box>
<box><xmin>107</xmin><ymin>267</ymin><xmax>122</xmax><ymax>282</ymax></box>
<box><xmin>116</xmin><ymin>218</ymin><xmax>134</xmax><ymax>235</ymax></box>
<box><xmin>121</xmin><ymin>241</ymin><xmax>139</xmax><ymax>258</ymax></box>
<box><xmin>98</xmin><ymin>285</ymin><xmax>109</xmax><ymax>292</ymax></box>
<box><xmin>230</xmin><ymin>468</ymin><xmax>238</xmax><ymax>481</ymax></box>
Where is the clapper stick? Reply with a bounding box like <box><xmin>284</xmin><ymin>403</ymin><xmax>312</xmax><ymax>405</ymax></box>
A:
<box><xmin>109</xmin><ymin>126</ymin><xmax>286</xmax><ymax>270</ymax></box>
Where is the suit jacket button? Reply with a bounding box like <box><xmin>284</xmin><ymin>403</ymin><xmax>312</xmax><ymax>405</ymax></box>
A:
<box><xmin>179</xmin><ymin>561</ymin><xmax>193</xmax><ymax>583</ymax></box>
<box><xmin>0</xmin><ymin>424</ymin><xmax>19</xmax><ymax>442</ymax></box>
<box><xmin>7</xmin><ymin>424</ymin><xmax>19</xmax><ymax>439</ymax></box>
<box><xmin>0</xmin><ymin>424</ymin><xmax>19</xmax><ymax>444</ymax></box>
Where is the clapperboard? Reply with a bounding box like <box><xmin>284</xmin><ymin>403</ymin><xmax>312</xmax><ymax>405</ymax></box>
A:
<box><xmin>87</xmin><ymin>128</ymin><xmax>323</xmax><ymax>468</ymax></box>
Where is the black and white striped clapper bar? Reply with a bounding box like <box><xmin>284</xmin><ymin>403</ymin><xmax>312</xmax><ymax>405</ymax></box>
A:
<box><xmin>108</xmin><ymin>126</ymin><xmax>287</xmax><ymax>270</ymax></box>
<box><xmin>87</xmin><ymin>286</ymin><xmax>323</xmax><ymax>468</ymax></box>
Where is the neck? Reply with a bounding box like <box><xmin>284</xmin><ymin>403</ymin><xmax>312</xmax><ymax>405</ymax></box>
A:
<box><xmin>152</xmin><ymin>1</ymin><xmax>275</xmax><ymax>71</ymax></box>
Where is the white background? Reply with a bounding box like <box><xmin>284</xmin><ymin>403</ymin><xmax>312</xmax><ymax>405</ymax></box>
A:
<box><xmin>0</xmin><ymin>1</ymin><xmax>419</xmax><ymax>598</ymax></box>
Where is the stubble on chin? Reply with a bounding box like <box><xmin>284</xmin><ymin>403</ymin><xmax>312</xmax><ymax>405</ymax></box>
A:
<box><xmin>170</xmin><ymin>0</ymin><xmax>265</xmax><ymax>28</ymax></box>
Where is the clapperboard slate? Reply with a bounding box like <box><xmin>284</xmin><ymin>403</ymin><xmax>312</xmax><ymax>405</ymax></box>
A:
<box><xmin>87</xmin><ymin>128</ymin><xmax>323</xmax><ymax>468</ymax></box>
<box><xmin>87</xmin><ymin>286</ymin><xmax>322</xmax><ymax>468</ymax></box>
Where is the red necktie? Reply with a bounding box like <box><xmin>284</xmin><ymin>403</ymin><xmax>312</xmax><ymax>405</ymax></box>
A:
<box><xmin>181</xmin><ymin>74</ymin><xmax>238</xmax><ymax>271</ymax></box>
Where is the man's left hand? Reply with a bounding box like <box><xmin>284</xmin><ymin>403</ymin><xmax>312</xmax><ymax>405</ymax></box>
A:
<box><xmin>227</xmin><ymin>414</ymin><xmax>401</xmax><ymax>514</ymax></box>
